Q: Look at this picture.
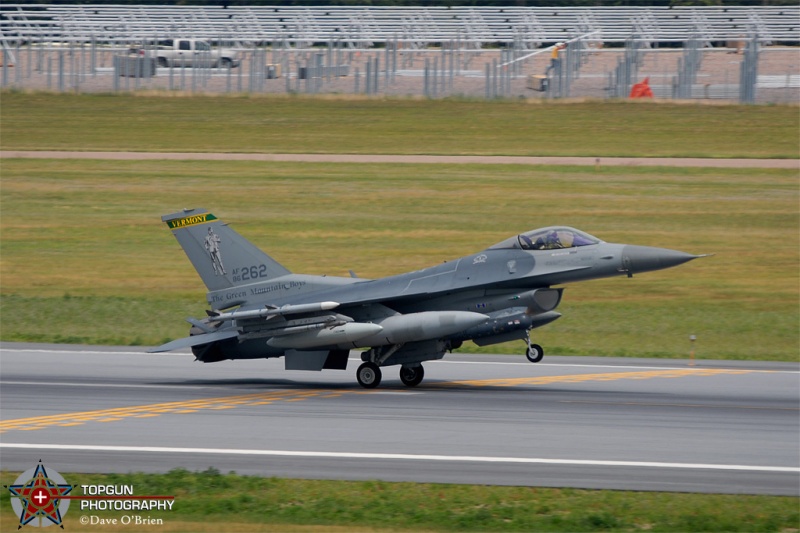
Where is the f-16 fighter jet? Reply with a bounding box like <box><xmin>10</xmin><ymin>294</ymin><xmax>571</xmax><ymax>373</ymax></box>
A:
<box><xmin>151</xmin><ymin>209</ymin><xmax>703</xmax><ymax>388</ymax></box>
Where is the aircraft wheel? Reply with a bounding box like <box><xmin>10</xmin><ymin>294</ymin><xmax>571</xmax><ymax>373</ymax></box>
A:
<box><xmin>526</xmin><ymin>344</ymin><xmax>544</xmax><ymax>363</ymax></box>
<box><xmin>357</xmin><ymin>362</ymin><xmax>382</xmax><ymax>389</ymax></box>
<box><xmin>399</xmin><ymin>364</ymin><xmax>424</xmax><ymax>387</ymax></box>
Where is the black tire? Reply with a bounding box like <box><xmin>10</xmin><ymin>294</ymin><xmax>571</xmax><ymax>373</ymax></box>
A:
<box><xmin>157</xmin><ymin>57</ymin><xmax>168</xmax><ymax>68</ymax></box>
<box><xmin>219</xmin><ymin>58</ymin><xmax>232</xmax><ymax>69</ymax></box>
<box><xmin>526</xmin><ymin>344</ymin><xmax>544</xmax><ymax>363</ymax></box>
<box><xmin>357</xmin><ymin>362</ymin><xmax>382</xmax><ymax>389</ymax></box>
<box><xmin>399</xmin><ymin>365</ymin><xmax>424</xmax><ymax>387</ymax></box>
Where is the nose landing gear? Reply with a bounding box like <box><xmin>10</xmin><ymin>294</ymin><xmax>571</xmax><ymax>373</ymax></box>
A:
<box><xmin>524</xmin><ymin>331</ymin><xmax>544</xmax><ymax>363</ymax></box>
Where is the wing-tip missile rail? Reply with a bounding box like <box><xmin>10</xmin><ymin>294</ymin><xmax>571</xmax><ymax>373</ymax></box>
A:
<box><xmin>207</xmin><ymin>301</ymin><xmax>340</xmax><ymax>323</ymax></box>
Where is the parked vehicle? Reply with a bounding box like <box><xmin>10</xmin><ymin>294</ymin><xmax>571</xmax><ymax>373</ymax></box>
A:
<box><xmin>133</xmin><ymin>39</ymin><xmax>241</xmax><ymax>69</ymax></box>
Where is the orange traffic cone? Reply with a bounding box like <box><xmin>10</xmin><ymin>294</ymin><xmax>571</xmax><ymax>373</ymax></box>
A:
<box><xmin>629</xmin><ymin>77</ymin><xmax>654</xmax><ymax>98</ymax></box>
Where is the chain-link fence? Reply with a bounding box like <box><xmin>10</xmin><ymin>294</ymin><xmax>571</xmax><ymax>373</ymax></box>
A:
<box><xmin>2</xmin><ymin>36</ymin><xmax>797</xmax><ymax>104</ymax></box>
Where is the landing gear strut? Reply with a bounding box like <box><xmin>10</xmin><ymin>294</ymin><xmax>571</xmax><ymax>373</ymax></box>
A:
<box><xmin>357</xmin><ymin>345</ymin><xmax>401</xmax><ymax>389</ymax></box>
<box><xmin>356</xmin><ymin>362</ymin><xmax>382</xmax><ymax>389</ymax></box>
<box><xmin>525</xmin><ymin>331</ymin><xmax>544</xmax><ymax>363</ymax></box>
<box><xmin>399</xmin><ymin>364</ymin><xmax>425</xmax><ymax>387</ymax></box>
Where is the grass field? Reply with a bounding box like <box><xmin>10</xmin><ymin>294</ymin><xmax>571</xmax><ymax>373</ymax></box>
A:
<box><xmin>5</xmin><ymin>93</ymin><xmax>795</xmax><ymax>355</ymax></box>
<box><xmin>1</xmin><ymin>92</ymin><xmax>798</xmax><ymax>158</ymax></box>
<box><xmin>2</xmin><ymin>469</ymin><xmax>798</xmax><ymax>532</ymax></box>
<box><xmin>1</xmin><ymin>158</ymin><xmax>797</xmax><ymax>360</ymax></box>
<box><xmin>1</xmin><ymin>93</ymin><xmax>798</xmax><ymax>533</ymax></box>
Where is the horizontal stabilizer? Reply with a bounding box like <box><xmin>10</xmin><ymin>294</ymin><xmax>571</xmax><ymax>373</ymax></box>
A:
<box><xmin>187</xmin><ymin>317</ymin><xmax>216</xmax><ymax>333</ymax></box>
<box><xmin>148</xmin><ymin>329</ymin><xmax>239</xmax><ymax>353</ymax></box>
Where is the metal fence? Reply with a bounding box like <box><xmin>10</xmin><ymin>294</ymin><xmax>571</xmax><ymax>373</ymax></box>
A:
<box><xmin>2</xmin><ymin>36</ymin><xmax>797</xmax><ymax>105</ymax></box>
<box><xmin>3</xmin><ymin>5</ymin><xmax>799</xmax><ymax>48</ymax></box>
<box><xmin>2</xmin><ymin>5</ymin><xmax>798</xmax><ymax>103</ymax></box>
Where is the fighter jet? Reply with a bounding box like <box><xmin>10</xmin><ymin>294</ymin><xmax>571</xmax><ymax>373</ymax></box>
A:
<box><xmin>151</xmin><ymin>209</ymin><xmax>703</xmax><ymax>388</ymax></box>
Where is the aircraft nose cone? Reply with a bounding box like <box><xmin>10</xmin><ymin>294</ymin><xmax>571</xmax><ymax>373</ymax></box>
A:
<box><xmin>622</xmin><ymin>245</ymin><xmax>700</xmax><ymax>274</ymax></box>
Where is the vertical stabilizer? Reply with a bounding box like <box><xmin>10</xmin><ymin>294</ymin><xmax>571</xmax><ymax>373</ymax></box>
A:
<box><xmin>162</xmin><ymin>208</ymin><xmax>291</xmax><ymax>292</ymax></box>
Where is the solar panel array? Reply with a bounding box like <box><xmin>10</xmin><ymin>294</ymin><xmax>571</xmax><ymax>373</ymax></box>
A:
<box><xmin>1</xmin><ymin>5</ymin><xmax>798</xmax><ymax>48</ymax></box>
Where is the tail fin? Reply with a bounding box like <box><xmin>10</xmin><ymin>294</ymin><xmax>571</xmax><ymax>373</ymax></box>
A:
<box><xmin>162</xmin><ymin>208</ymin><xmax>291</xmax><ymax>292</ymax></box>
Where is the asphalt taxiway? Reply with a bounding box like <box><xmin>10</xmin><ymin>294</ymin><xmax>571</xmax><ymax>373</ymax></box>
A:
<box><xmin>1</xmin><ymin>343</ymin><xmax>798</xmax><ymax>495</ymax></box>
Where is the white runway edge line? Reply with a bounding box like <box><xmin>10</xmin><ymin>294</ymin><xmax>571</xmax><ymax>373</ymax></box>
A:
<box><xmin>3</xmin><ymin>444</ymin><xmax>798</xmax><ymax>474</ymax></box>
<box><xmin>3</xmin><ymin>348</ymin><xmax>798</xmax><ymax>374</ymax></box>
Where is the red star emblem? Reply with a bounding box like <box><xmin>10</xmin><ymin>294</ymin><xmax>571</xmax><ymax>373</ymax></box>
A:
<box><xmin>7</xmin><ymin>462</ymin><xmax>73</xmax><ymax>529</ymax></box>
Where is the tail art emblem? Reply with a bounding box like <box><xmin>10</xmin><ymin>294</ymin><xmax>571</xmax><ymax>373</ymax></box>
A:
<box><xmin>204</xmin><ymin>227</ymin><xmax>226</xmax><ymax>276</ymax></box>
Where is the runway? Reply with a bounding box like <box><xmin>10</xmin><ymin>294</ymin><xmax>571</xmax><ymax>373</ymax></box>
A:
<box><xmin>1</xmin><ymin>343</ymin><xmax>798</xmax><ymax>496</ymax></box>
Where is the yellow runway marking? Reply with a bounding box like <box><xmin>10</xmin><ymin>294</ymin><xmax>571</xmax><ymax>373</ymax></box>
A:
<box><xmin>437</xmin><ymin>368</ymin><xmax>753</xmax><ymax>389</ymax></box>
<box><xmin>2</xmin><ymin>369</ymin><xmax>755</xmax><ymax>433</ymax></box>
<box><xmin>0</xmin><ymin>389</ymin><xmax>352</xmax><ymax>433</ymax></box>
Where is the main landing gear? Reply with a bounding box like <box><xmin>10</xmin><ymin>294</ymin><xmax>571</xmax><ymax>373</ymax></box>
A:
<box><xmin>525</xmin><ymin>331</ymin><xmax>544</xmax><ymax>363</ymax></box>
<box><xmin>399</xmin><ymin>364</ymin><xmax>424</xmax><ymax>387</ymax></box>
<box><xmin>356</xmin><ymin>362</ymin><xmax>382</xmax><ymax>389</ymax></box>
<box><xmin>356</xmin><ymin>362</ymin><xmax>425</xmax><ymax>389</ymax></box>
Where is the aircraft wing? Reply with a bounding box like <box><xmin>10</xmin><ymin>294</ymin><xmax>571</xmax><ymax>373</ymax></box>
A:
<box><xmin>278</xmin><ymin>265</ymin><xmax>593</xmax><ymax>311</ymax></box>
<box><xmin>148</xmin><ymin>299</ymin><xmax>385</xmax><ymax>354</ymax></box>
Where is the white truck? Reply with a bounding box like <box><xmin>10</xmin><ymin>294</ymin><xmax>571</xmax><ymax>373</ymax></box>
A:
<box><xmin>136</xmin><ymin>39</ymin><xmax>241</xmax><ymax>69</ymax></box>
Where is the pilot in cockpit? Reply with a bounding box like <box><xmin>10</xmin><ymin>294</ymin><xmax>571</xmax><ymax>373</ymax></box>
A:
<box><xmin>535</xmin><ymin>230</ymin><xmax>563</xmax><ymax>250</ymax></box>
<box><xmin>515</xmin><ymin>228</ymin><xmax>599</xmax><ymax>252</ymax></box>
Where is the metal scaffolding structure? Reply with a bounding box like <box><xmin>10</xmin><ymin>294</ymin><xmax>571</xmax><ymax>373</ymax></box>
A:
<box><xmin>1</xmin><ymin>5</ymin><xmax>798</xmax><ymax>49</ymax></box>
<box><xmin>740</xmin><ymin>36</ymin><xmax>760</xmax><ymax>104</ymax></box>
<box><xmin>0</xmin><ymin>6</ymin><xmax>797</xmax><ymax>104</ymax></box>
<box><xmin>608</xmin><ymin>36</ymin><xmax>644</xmax><ymax>99</ymax></box>
<box><xmin>674</xmin><ymin>35</ymin><xmax>704</xmax><ymax>99</ymax></box>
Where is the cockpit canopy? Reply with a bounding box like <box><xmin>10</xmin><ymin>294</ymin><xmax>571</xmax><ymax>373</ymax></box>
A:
<box><xmin>489</xmin><ymin>227</ymin><xmax>602</xmax><ymax>251</ymax></box>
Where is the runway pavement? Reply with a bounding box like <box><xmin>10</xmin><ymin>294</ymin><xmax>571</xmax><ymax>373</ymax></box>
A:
<box><xmin>1</xmin><ymin>343</ymin><xmax>798</xmax><ymax>495</ymax></box>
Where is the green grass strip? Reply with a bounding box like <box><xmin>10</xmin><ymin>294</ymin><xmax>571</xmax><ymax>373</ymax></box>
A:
<box><xmin>1</xmin><ymin>160</ymin><xmax>797</xmax><ymax>360</ymax></box>
<box><xmin>1</xmin><ymin>93</ymin><xmax>798</xmax><ymax>158</ymax></box>
<box><xmin>2</xmin><ymin>469</ymin><xmax>798</xmax><ymax>532</ymax></box>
